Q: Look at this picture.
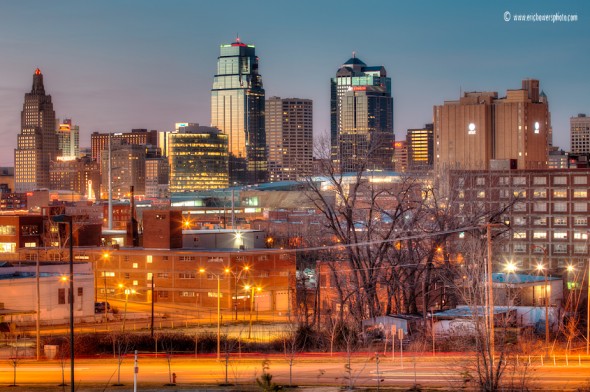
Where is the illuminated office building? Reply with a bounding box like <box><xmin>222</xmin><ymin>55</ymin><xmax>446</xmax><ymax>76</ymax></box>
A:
<box><xmin>571</xmin><ymin>114</ymin><xmax>590</xmax><ymax>154</ymax></box>
<box><xmin>434</xmin><ymin>79</ymin><xmax>550</xmax><ymax>171</ymax></box>
<box><xmin>407</xmin><ymin>124</ymin><xmax>433</xmax><ymax>171</ymax></box>
<box><xmin>15</xmin><ymin>69</ymin><xmax>58</xmax><ymax>192</ymax></box>
<box><xmin>100</xmin><ymin>141</ymin><xmax>146</xmax><ymax>199</ymax></box>
<box><xmin>56</xmin><ymin>118</ymin><xmax>80</xmax><ymax>159</ymax></box>
<box><xmin>168</xmin><ymin>124</ymin><xmax>228</xmax><ymax>193</ymax></box>
<box><xmin>211</xmin><ymin>38</ymin><xmax>266</xmax><ymax>185</ymax></box>
<box><xmin>266</xmin><ymin>97</ymin><xmax>313</xmax><ymax>181</ymax></box>
<box><xmin>330</xmin><ymin>55</ymin><xmax>394</xmax><ymax>172</ymax></box>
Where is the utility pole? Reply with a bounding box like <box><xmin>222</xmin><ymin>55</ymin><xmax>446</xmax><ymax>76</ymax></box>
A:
<box><xmin>486</xmin><ymin>223</ymin><xmax>495</xmax><ymax>362</ymax></box>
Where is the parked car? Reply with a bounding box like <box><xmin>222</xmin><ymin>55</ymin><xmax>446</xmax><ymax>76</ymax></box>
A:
<box><xmin>95</xmin><ymin>302</ymin><xmax>111</xmax><ymax>313</ymax></box>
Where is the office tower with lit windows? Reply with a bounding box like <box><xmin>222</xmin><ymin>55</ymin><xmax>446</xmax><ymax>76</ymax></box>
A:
<box><xmin>56</xmin><ymin>118</ymin><xmax>80</xmax><ymax>159</ymax></box>
<box><xmin>168</xmin><ymin>124</ymin><xmax>228</xmax><ymax>193</ymax></box>
<box><xmin>266</xmin><ymin>97</ymin><xmax>313</xmax><ymax>182</ymax></box>
<box><xmin>571</xmin><ymin>114</ymin><xmax>590</xmax><ymax>154</ymax></box>
<box><xmin>211</xmin><ymin>38</ymin><xmax>266</xmax><ymax>185</ymax></box>
<box><xmin>434</xmin><ymin>79</ymin><xmax>550</xmax><ymax>171</ymax></box>
<box><xmin>15</xmin><ymin>69</ymin><xmax>58</xmax><ymax>192</ymax></box>
<box><xmin>50</xmin><ymin>156</ymin><xmax>100</xmax><ymax>198</ymax></box>
<box><xmin>330</xmin><ymin>55</ymin><xmax>394</xmax><ymax>172</ymax></box>
<box><xmin>407</xmin><ymin>124</ymin><xmax>434</xmax><ymax>171</ymax></box>
<box><xmin>393</xmin><ymin>141</ymin><xmax>408</xmax><ymax>172</ymax></box>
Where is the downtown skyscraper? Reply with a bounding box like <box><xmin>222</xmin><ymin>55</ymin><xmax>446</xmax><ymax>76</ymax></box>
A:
<box><xmin>211</xmin><ymin>38</ymin><xmax>267</xmax><ymax>186</ymax></box>
<box><xmin>330</xmin><ymin>55</ymin><xmax>394</xmax><ymax>173</ymax></box>
<box><xmin>266</xmin><ymin>97</ymin><xmax>313</xmax><ymax>182</ymax></box>
<box><xmin>15</xmin><ymin>69</ymin><xmax>58</xmax><ymax>193</ymax></box>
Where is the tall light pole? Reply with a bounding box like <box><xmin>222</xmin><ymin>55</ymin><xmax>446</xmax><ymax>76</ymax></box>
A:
<box><xmin>224</xmin><ymin>266</ymin><xmax>250</xmax><ymax>320</ymax></box>
<box><xmin>245</xmin><ymin>284</ymin><xmax>261</xmax><ymax>339</ymax></box>
<box><xmin>532</xmin><ymin>244</ymin><xmax>550</xmax><ymax>358</ymax></box>
<box><xmin>118</xmin><ymin>284</ymin><xmax>136</xmax><ymax>333</ymax></box>
<box><xmin>51</xmin><ymin>214</ymin><xmax>74</xmax><ymax>392</ymax></box>
<box><xmin>199</xmin><ymin>268</ymin><xmax>221</xmax><ymax>360</ymax></box>
<box><xmin>102</xmin><ymin>251</ymin><xmax>110</xmax><ymax>328</ymax></box>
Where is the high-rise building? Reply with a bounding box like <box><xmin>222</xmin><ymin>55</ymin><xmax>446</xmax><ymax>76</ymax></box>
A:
<box><xmin>393</xmin><ymin>141</ymin><xmax>408</xmax><ymax>172</ymax></box>
<box><xmin>407</xmin><ymin>124</ymin><xmax>434</xmax><ymax>171</ymax></box>
<box><xmin>91</xmin><ymin>129</ymin><xmax>158</xmax><ymax>164</ymax></box>
<box><xmin>56</xmin><ymin>118</ymin><xmax>80</xmax><ymax>159</ymax></box>
<box><xmin>168</xmin><ymin>124</ymin><xmax>228</xmax><ymax>193</ymax></box>
<box><xmin>571</xmin><ymin>114</ymin><xmax>590</xmax><ymax>154</ymax></box>
<box><xmin>145</xmin><ymin>157</ymin><xmax>169</xmax><ymax>199</ymax></box>
<box><xmin>100</xmin><ymin>141</ymin><xmax>146</xmax><ymax>199</ymax></box>
<box><xmin>331</xmin><ymin>55</ymin><xmax>394</xmax><ymax>172</ymax></box>
<box><xmin>211</xmin><ymin>38</ymin><xmax>266</xmax><ymax>186</ymax></box>
<box><xmin>434</xmin><ymin>79</ymin><xmax>550</xmax><ymax>171</ymax></box>
<box><xmin>266</xmin><ymin>97</ymin><xmax>313</xmax><ymax>182</ymax></box>
<box><xmin>15</xmin><ymin>69</ymin><xmax>58</xmax><ymax>192</ymax></box>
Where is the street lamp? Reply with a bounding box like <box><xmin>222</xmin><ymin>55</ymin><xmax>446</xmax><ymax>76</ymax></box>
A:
<box><xmin>50</xmin><ymin>214</ymin><xmax>74</xmax><ymax>392</ymax></box>
<box><xmin>244</xmin><ymin>284</ymin><xmax>261</xmax><ymax>339</ymax></box>
<box><xmin>224</xmin><ymin>266</ymin><xmax>250</xmax><ymax>320</ymax></box>
<box><xmin>118</xmin><ymin>284</ymin><xmax>136</xmax><ymax>333</ymax></box>
<box><xmin>102</xmin><ymin>252</ymin><xmax>110</xmax><ymax>324</ymax></box>
<box><xmin>199</xmin><ymin>268</ymin><xmax>221</xmax><ymax>360</ymax></box>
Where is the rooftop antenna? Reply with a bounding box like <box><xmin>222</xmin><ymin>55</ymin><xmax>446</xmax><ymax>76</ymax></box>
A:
<box><xmin>236</xmin><ymin>33</ymin><xmax>240</xmax><ymax>43</ymax></box>
<box><xmin>352</xmin><ymin>51</ymin><xmax>356</xmax><ymax>58</ymax></box>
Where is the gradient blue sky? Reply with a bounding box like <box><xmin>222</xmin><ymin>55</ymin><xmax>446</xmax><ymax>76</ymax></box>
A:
<box><xmin>0</xmin><ymin>0</ymin><xmax>588</xmax><ymax>166</ymax></box>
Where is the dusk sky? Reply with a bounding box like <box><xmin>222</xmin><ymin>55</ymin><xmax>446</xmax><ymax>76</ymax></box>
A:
<box><xmin>0</xmin><ymin>0</ymin><xmax>588</xmax><ymax>167</ymax></box>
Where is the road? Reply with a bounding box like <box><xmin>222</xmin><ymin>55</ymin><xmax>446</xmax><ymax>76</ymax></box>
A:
<box><xmin>2</xmin><ymin>353</ymin><xmax>590</xmax><ymax>391</ymax></box>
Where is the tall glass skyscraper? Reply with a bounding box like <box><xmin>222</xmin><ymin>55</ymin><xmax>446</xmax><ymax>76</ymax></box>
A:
<box><xmin>330</xmin><ymin>56</ymin><xmax>394</xmax><ymax>172</ymax></box>
<box><xmin>211</xmin><ymin>38</ymin><xmax>267</xmax><ymax>186</ymax></box>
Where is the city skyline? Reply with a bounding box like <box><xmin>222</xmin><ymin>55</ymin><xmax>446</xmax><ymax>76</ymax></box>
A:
<box><xmin>0</xmin><ymin>0</ymin><xmax>588</xmax><ymax>167</ymax></box>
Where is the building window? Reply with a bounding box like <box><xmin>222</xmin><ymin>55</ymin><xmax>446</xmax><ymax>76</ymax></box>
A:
<box><xmin>513</xmin><ymin>177</ymin><xmax>526</xmax><ymax>185</ymax></box>
<box><xmin>574</xmin><ymin>216</ymin><xmax>588</xmax><ymax>226</ymax></box>
<box><xmin>132</xmin><ymin>263</ymin><xmax>138</xmax><ymax>269</ymax></box>
<box><xmin>499</xmin><ymin>189</ymin><xmax>510</xmax><ymax>199</ymax></box>
<box><xmin>133</xmin><ymin>280</ymin><xmax>138</xmax><ymax>286</ymax></box>
<box><xmin>158</xmin><ymin>291</ymin><xmax>169</xmax><ymax>298</ymax></box>
<box><xmin>513</xmin><ymin>202</ymin><xmax>526</xmax><ymax>212</ymax></box>
<box><xmin>533</xmin><ymin>217</ymin><xmax>547</xmax><ymax>225</ymax></box>
<box><xmin>553</xmin><ymin>231</ymin><xmax>567</xmax><ymax>240</ymax></box>
<box><xmin>574</xmin><ymin>232</ymin><xmax>588</xmax><ymax>240</ymax></box>
<box><xmin>514</xmin><ymin>217</ymin><xmax>526</xmax><ymax>226</ymax></box>
<box><xmin>533</xmin><ymin>231</ymin><xmax>547</xmax><ymax>239</ymax></box>
<box><xmin>533</xmin><ymin>189</ymin><xmax>547</xmax><ymax>198</ymax></box>
<box><xmin>78</xmin><ymin>287</ymin><xmax>83</xmax><ymax>296</ymax></box>
<box><xmin>208</xmin><ymin>292</ymin><xmax>223</xmax><ymax>298</ymax></box>
<box><xmin>513</xmin><ymin>231</ymin><xmax>526</xmax><ymax>239</ymax></box>
<box><xmin>553</xmin><ymin>176</ymin><xmax>567</xmax><ymax>185</ymax></box>
<box><xmin>513</xmin><ymin>243</ymin><xmax>526</xmax><ymax>253</ymax></box>
<box><xmin>554</xmin><ymin>202</ymin><xmax>567</xmax><ymax>212</ymax></box>
<box><xmin>476</xmin><ymin>177</ymin><xmax>485</xmax><ymax>186</ymax></box>
<box><xmin>498</xmin><ymin>177</ymin><xmax>509</xmax><ymax>185</ymax></box>
<box><xmin>179</xmin><ymin>272</ymin><xmax>196</xmax><ymax>279</ymax></box>
<box><xmin>574</xmin><ymin>176</ymin><xmax>587</xmax><ymax>185</ymax></box>
<box><xmin>180</xmin><ymin>291</ymin><xmax>195</xmax><ymax>297</ymax></box>
<box><xmin>58</xmin><ymin>288</ymin><xmax>66</xmax><ymax>305</ymax></box>
<box><xmin>553</xmin><ymin>217</ymin><xmax>567</xmax><ymax>226</ymax></box>
<box><xmin>574</xmin><ymin>203</ymin><xmax>587</xmax><ymax>212</ymax></box>
<box><xmin>124</xmin><ymin>273</ymin><xmax>130</xmax><ymax>279</ymax></box>
<box><xmin>574</xmin><ymin>244</ymin><xmax>587</xmax><ymax>254</ymax></box>
<box><xmin>574</xmin><ymin>190</ymin><xmax>588</xmax><ymax>198</ymax></box>
<box><xmin>533</xmin><ymin>202</ymin><xmax>547</xmax><ymax>212</ymax></box>
<box><xmin>554</xmin><ymin>244</ymin><xmax>567</xmax><ymax>254</ymax></box>
<box><xmin>179</xmin><ymin>256</ymin><xmax>196</xmax><ymax>262</ymax></box>
<box><xmin>0</xmin><ymin>225</ymin><xmax>16</xmax><ymax>235</ymax></box>
<box><xmin>147</xmin><ymin>255</ymin><xmax>152</xmax><ymax>263</ymax></box>
<box><xmin>157</xmin><ymin>272</ymin><xmax>169</xmax><ymax>278</ymax></box>
<box><xmin>533</xmin><ymin>176</ymin><xmax>547</xmax><ymax>185</ymax></box>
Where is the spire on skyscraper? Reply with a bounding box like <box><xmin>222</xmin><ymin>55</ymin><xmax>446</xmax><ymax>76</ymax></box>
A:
<box><xmin>32</xmin><ymin>68</ymin><xmax>45</xmax><ymax>95</ymax></box>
